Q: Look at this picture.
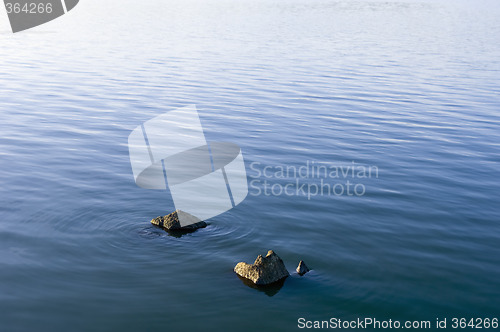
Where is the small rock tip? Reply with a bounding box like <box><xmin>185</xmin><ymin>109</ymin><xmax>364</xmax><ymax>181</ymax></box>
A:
<box><xmin>296</xmin><ymin>260</ymin><xmax>310</xmax><ymax>276</ymax></box>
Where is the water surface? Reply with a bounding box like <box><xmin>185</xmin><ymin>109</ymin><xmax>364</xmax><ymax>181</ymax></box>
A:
<box><xmin>0</xmin><ymin>0</ymin><xmax>499</xmax><ymax>331</ymax></box>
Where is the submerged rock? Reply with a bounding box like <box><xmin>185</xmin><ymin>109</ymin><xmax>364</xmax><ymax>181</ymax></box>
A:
<box><xmin>151</xmin><ymin>210</ymin><xmax>207</xmax><ymax>231</ymax></box>
<box><xmin>296</xmin><ymin>260</ymin><xmax>310</xmax><ymax>276</ymax></box>
<box><xmin>234</xmin><ymin>250</ymin><xmax>289</xmax><ymax>285</ymax></box>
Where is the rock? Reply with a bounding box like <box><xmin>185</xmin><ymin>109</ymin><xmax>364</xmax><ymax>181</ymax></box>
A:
<box><xmin>151</xmin><ymin>210</ymin><xmax>207</xmax><ymax>231</ymax></box>
<box><xmin>236</xmin><ymin>274</ymin><xmax>286</xmax><ymax>297</ymax></box>
<box><xmin>234</xmin><ymin>250</ymin><xmax>289</xmax><ymax>285</ymax></box>
<box><xmin>296</xmin><ymin>260</ymin><xmax>310</xmax><ymax>275</ymax></box>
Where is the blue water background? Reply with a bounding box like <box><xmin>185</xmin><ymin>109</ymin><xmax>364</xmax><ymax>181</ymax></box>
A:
<box><xmin>0</xmin><ymin>0</ymin><xmax>499</xmax><ymax>330</ymax></box>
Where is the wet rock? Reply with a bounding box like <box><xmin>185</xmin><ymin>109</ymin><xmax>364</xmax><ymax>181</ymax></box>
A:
<box><xmin>236</xmin><ymin>274</ymin><xmax>286</xmax><ymax>297</ymax></box>
<box><xmin>151</xmin><ymin>210</ymin><xmax>207</xmax><ymax>231</ymax></box>
<box><xmin>234</xmin><ymin>250</ymin><xmax>289</xmax><ymax>285</ymax></box>
<box><xmin>296</xmin><ymin>260</ymin><xmax>310</xmax><ymax>276</ymax></box>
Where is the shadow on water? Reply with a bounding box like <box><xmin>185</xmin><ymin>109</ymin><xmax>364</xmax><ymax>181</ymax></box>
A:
<box><xmin>163</xmin><ymin>225</ymin><xmax>208</xmax><ymax>238</ymax></box>
<box><xmin>237</xmin><ymin>275</ymin><xmax>287</xmax><ymax>297</ymax></box>
<box><xmin>148</xmin><ymin>223</ymin><xmax>208</xmax><ymax>238</ymax></box>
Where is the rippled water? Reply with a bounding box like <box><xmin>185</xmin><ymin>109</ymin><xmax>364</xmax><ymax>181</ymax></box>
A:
<box><xmin>1</xmin><ymin>0</ymin><xmax>500</xmax><ymax>331</ymax></box>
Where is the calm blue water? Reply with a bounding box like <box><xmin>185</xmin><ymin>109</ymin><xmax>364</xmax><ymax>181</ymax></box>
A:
<box><xmin>1</xmin><ymin>0</ymin><xmax>500</xmax><ymax>331</ymax></box>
